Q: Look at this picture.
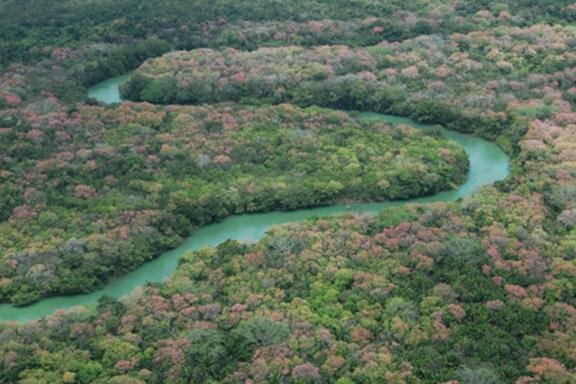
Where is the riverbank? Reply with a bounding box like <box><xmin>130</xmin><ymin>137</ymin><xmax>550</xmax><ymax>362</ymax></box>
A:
<box><xmin>0</xmin><ymin>75</ymin><xmax>507</xmax><ymax>322</ymax></box>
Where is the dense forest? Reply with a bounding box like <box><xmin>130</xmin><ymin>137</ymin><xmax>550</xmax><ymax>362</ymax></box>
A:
<box><xmin>0</xmin><ymin>204</ymin><xmax>563</xmax><ymax>383</ymax></box>
<box><xmin>0</xmin><ymin>102</ymin><xmax>467</xmax><ymax>305</ymax></box>
<box><xmin>122</xmin><ymin>23</ymin><xmax>575</xmax><ymax>151</ymax></box>
<box><xmin>0</xmin><ymin>0</ymin><xmax>576</xmax><ymax>383</ymax></box>
<box><xmin>1</xmin><ymin>0</ymin><xmax>574</xmax><ymax>70</ymax></box>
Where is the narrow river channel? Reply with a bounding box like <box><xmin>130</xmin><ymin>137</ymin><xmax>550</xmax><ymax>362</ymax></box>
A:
<box><xmin>0</xmin><ymin>75</ymin><xmax>509</xmax><ymax>322</ymax></box>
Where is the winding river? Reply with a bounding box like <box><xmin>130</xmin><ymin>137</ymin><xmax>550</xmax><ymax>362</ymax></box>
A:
<box><xmin>0</xmin><ymin>75</ymin><xmax>509</xmax><ymax>322</ymax></box>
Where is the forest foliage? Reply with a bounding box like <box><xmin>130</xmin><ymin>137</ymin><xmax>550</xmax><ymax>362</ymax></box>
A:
<box><xmin>0</xmin><ymin>102</ymin><xmax>466</xmax><ymax>306</ymax></box>
<box><xmin>0</xmin><ymin>0</ymin><xmax>576</xmax><ymax>383</ymax></box>
<box><xmin>123</xmin><ymin>23</ymin><xmax>575</xmax><ymax>151</ymax></box>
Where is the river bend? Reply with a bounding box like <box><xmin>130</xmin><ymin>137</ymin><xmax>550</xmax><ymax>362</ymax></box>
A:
<box><xmin>0</xmin><ymin>75</ymin><xmax>509</xmax><ymax>322</ymax></box>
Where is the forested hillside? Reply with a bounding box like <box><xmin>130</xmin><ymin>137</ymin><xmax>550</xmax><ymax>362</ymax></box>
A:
<box><xmin>0</xmin><ymin>1</ymin><xmax>576</xmax><ymax>383</ymax></box>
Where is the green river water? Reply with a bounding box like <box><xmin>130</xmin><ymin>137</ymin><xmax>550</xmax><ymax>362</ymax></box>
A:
<box><xmin>0</xmin><ymin>75</ymin><xmax>509</xmax><ymax>322</ymax></box>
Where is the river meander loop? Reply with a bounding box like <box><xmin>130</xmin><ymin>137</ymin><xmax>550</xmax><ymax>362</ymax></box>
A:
<box><xmin>0</xmin><ymin>75</ymin><xmax>509</xmax><ymax>322</ymax></box>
